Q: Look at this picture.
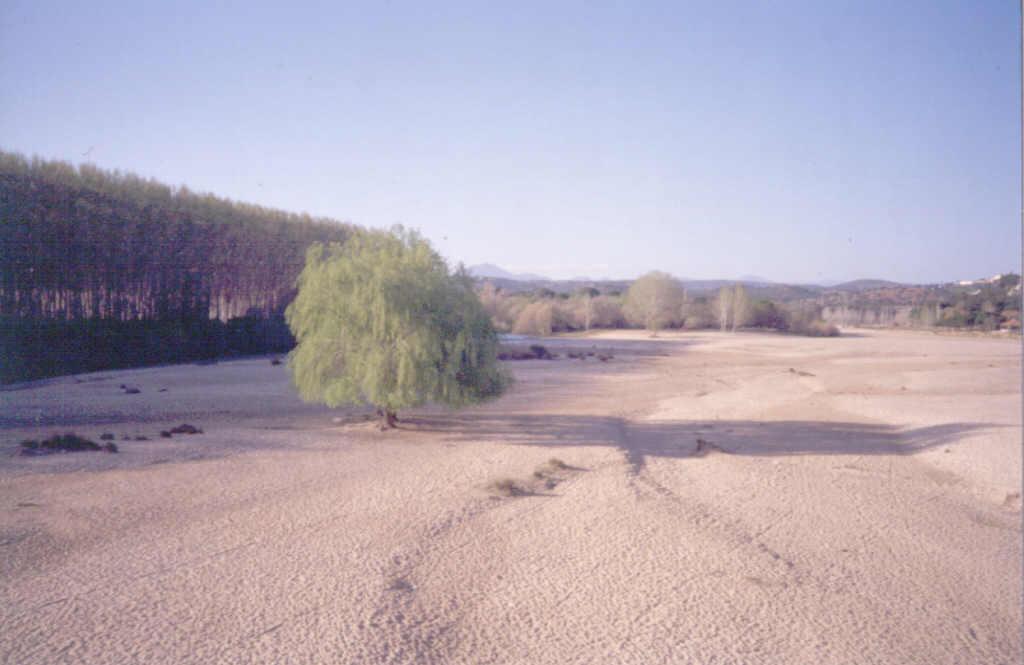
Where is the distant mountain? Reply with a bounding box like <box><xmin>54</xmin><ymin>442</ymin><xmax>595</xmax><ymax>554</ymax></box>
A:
<box><xmin>468</xmin><ymin>263</ymin><xmax>550</xmax><ymax>282</ymax></box>
<box><xmin>737</xmin><ymin>275</ymin><xmax>774</xmax><ymax>284</ymax></box>
<box><xmin>828</xmin><ymin>279</ymin><xmax>905</xmax><ymax>293</ymax></box>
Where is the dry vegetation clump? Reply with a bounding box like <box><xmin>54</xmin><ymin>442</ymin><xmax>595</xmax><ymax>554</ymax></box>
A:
<box><xmin>169</xmin><ymin>423</ymin><xmax>203</xmax><ymax>435</ymax></box>
<box><xmin>490</xmin><ymin>458</ymin><xmax>576</xmax><ymax>497</ymax></box>
<box><xmin>542</xmin><ymin>457</ymin><xmax>569</xmax><ymax>471</ymax></box>
<box><xmin>781</xmin><ymin>306</ymin><xmax>841</xmax><ymax>337</ymax></box>
<box><xmin>487</xmin><ymin>477</ymin><xmax>527</xmax><ymax>497</ymax></box>
<box><xmin>160</xmin><ymin>423</ymin><xmax>204</xmax><ymax>438</ymax></box>
<box><xmin>805</xmin><ymin>320</ymin><xmax>840</xmax><ymax>337</ymax></box>
<box><xmin>497</xmin><ymin>344</ymin><xmax>554</xmax><ymax>361</ymax></box>
<box><xmin>19</xmin><ymin>433</ymin><xmax>118</xmax><ymax>455</ymax></box>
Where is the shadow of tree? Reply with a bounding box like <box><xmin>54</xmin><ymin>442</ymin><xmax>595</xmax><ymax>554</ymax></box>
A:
<box><xmin>401</xmin><ymin>414</ymin><xmax>995</xmax><ymax>472</ymax></box>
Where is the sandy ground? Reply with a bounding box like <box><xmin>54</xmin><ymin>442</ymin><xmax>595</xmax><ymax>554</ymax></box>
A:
<box><xmin>0</xmin><ymin>329</ymin><xmax>1020</xmax><ymax>664</ymax></box>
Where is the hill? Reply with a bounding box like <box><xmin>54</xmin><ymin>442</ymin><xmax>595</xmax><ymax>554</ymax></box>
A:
<box><xmin>467</xmin><ymin>264</ymin><xmax>550</xmax><ymax>282</ymax></box>
<box><xmin>828</xmin><ymin>279</ymin><xmax>906</xmax><ymax>293</ymax></box>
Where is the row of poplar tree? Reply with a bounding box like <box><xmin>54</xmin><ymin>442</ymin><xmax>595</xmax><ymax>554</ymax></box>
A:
<box><xmin>0</xmin><ymin>151</ymin><xmax>352</xmax><ymax>381</ymax></box>
<box><xmin>0</xmin><ymin>151</ymin><xmax>350</xmax><ymax>322</ymax></box>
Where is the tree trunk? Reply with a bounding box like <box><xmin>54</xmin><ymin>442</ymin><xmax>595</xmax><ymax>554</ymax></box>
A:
<box><xmin>377</xmin><ymin>408</ymin><xmax>399</xmax><ymax>430</ymax></box>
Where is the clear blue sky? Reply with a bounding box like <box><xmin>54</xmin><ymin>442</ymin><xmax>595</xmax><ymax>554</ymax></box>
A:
<box><xmin>1</xmin><ymin>1</ymin><xmax>1019</xmax><ymax>283</ymax></box>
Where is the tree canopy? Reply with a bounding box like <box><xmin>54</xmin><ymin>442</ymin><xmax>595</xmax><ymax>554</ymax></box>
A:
<box><xmin>623</xmin><ymin>271</ymin><xmax>684</xmax><ymax>331</ymax></box>
<box><xmin>285</xmin><ymin>228</ymin><xmax>509</xmax><ymax>426</ymax></box>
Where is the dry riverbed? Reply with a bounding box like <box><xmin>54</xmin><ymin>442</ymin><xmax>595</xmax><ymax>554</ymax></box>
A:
<box><xmin>0</xmin><ymin>329</ymin><xmax>1020</xmax><ymax>664</ymax></box>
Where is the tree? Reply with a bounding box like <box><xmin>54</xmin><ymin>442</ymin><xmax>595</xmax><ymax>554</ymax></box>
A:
<box><xmin>715</xmin><ymin>286</ymin><xmax>734</xmax><ymax>332</ymax></box>
<box><xmin>512</xmin><ymin>301</ymin><xmax>554</xmax><ymax>336</ymax></box>
<box><xmin>730</xmin><ymin>284</ymin><xmax>750</xmax><ymax>332</ymax></box>
<box><xmin>285</xmin><ymin>228</ymin><xmax>509</xmax><ymax>428</ymax></box>
<box><xmin>623</xmin><ymin>271</ymin><xmax>684</xmax><ymax>332</ymax></box>
<box><xmin>573</xmin><ymin>287</ymin><xmax>599</xmax><ymax>330</ymax></box>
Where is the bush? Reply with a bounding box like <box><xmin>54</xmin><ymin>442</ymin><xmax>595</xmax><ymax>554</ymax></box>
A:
<box><xmin>749</xmin><ymin>301</ymin><xmax>788</xmax><ymax>329</ymax></box>
<box><xmin>796</xmin><ymin>320</ymin><xmax>840</xmax><ymax>337</ymax></box>
<box><xmin>19</xmin><ymin>433</ymin><xmax>115</xmax><ymax>455</ymax></box>
<box><xmin>497</xmin><ymin>344</ymin><xmax>553</xmax><ymax>360</ymax></box>
<box><xmin>781</xmin><ymin>304</ymin><xmax>840</xmax><ymax>337</ymax></box>
<box><xmin>529</xmin><ymin>344</ymin><xmax>553</xmax><ymax>359</ymax></box>
<box><xmin>681</xmin><ymin>298</ymin><xmax>715</xmax><ymax>329</ymax></box>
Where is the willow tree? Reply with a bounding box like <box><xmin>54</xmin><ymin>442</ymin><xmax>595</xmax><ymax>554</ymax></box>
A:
<box><xmin>285</xmin><ymin>227</ymin><xmax>509</xmax><ymax>428</ymax></box>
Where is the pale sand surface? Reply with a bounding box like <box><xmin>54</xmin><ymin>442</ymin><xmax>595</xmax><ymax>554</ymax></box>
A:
<box><xmin>0</xmin><ymin>329</ymin><xmax>1020</xmax><ymax>664</ymax></box>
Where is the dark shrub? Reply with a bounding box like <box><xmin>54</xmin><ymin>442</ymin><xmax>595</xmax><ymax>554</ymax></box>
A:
<box><xmin>528</xmin><ymin>344</ymin><xmax>552</xmax><ymax>359</ymax></box>
<box><xmin>20</xmin><ymin>433</ymin><xmax>103</xmax><ymax>455</ymax></box>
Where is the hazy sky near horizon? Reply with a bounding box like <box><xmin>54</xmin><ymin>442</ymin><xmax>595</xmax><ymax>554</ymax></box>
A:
<box><xmin>1</xmin><ymin>1</ymin><xmax>1019</xmax><ymax>283</ymax></box>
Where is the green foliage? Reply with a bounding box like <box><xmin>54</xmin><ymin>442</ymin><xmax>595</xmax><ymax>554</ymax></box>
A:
<box><xmin>286</xmin><ymin>228</ymin><xmax>509</xmax><ymax>414</ymax></box>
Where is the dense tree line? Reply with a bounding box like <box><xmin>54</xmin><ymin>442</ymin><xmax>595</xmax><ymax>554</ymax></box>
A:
<box><xmin>0</xmin><ymin>150</ymin><xmax>352</xmax><ymax>381</ymax></box>
<box><xmin>0</xmin><ymin>150</ymin><xmax>351</xmax><ymax>321</ymax></box>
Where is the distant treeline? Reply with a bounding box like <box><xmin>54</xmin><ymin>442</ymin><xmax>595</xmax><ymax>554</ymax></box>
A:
<box><xmin>819</xmin><ymin>274</ymin><xmax>1021</xmax><ymax>331</ymax></box>
<box><xmin>478</xmin><ymin>279</ymin><xmax>840</xmax><ymax>337</ymax></box>
<box><xmin>0</xmin><ymin>150</ymin><xmax>351</xmax><ymax>382</ymax></box>
<box><xmin>480</xmin><ymin>273</ymin><xmax>1023</xmax><ymax>336</ymax></box>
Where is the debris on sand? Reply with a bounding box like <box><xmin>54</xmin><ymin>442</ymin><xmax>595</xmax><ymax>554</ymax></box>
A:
<box><xmin>788</xmin><ymin>368</ymin><xmax>815</xmax><ymax>377</ymax></box>
<box><xmin>529</xmin><ymin>344</ymin><xmax>553</xmax><ymax>360</ymax></box>
<box><xmin>19</xmin><ymin>433</ymin><xmax>118</xmax><ymax>455</ymax></box>
<box><xmin>271</xmin><ymin>358</ymin><xmax>283</xmax><ymax>366</ymax></box>
<box><xmin>168</xmin><ymin>423</ymin><xmax>203</xmax><ymax>435</ymax></box>
<box><xmin>695</xmin><ymin>438</ymin><xmax>724</xmax><ymax>455</ymax></box>
<box><xmin>100</xmin><ymin>433</ymin><xmax>115</xmax><ymax>440</ymax></box>
<box><xmin>490</xmin><ymin>458</ymin><xmax>579</xmax><ymax>498</ymax></box>
<box><xmin>123</xmin><ymin>386</ymin><xmax>142</xmax><ymax>394</ymax></box>
<box><xmin>487</xmin><ymin>478</ymin><xmax>526</xmax><ymax>497</ymax></box>
<box><xmin>498</xmin><ymin>344</ymin><xmax>554</xmax><ymax>361</ymax></box>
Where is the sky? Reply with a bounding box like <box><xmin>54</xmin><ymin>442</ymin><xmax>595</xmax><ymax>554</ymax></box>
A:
<box><xmin>1</xmin><ymin>1</ymin><xmax>1019</xmax><ymax>283</ymax></box>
